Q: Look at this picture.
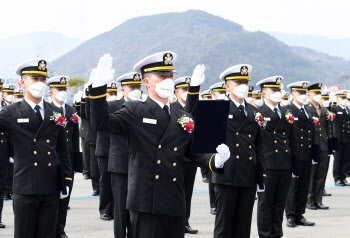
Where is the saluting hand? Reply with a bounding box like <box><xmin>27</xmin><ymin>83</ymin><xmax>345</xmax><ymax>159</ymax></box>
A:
<box><xmin>93</xmin><ymin>54</ymin><xmax>115</xmax><ymax>87</ymax></box>
<box><xmin>214</xmin><ymin>143</ymin><xmax>230</xmax><ymax>168</ymax></box>
<box><xmin>190</xmin><ymin>64</ymin><xmax>206</xmax><ymax>86</ymax></box>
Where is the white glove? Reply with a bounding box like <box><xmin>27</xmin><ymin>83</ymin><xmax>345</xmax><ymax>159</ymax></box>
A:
<box><xmin>312</xmin><ymin>160</ymin><xmax>318</xmax><ymax>165</ymax></box>
<box><xmin>9</xmin><ymin>157</ymin><xmax>14</xmax><ymax>163</ymax></box>
<box><xmin>60</xmin><ymin>187</ymin><xmax>70</xmax><ymax>199</ymax></box>
<box><xmin>214</xmin><ymin>143</ymin><xmax>230</xmax><ymax>168</ymax></box>
<box><xmin>257</xmin><ymin>184</ymin><xmax>265</xmax><ymax>192</ymax></box>
<box><xmin>82</xmin><ymin>82</ymin><xmax>91</xmax><ymax>98</ymax></box>
<box><xmin>292</xmin><ymin>173</ymin><xmax>297</xmax><ymax>178</ymax></box>
<box><xmin>190</xmin><ymin>64</ymin><xmax>206</xmax><ymax>86</ymax></box>
<box><xmin>93</xmin><ymin>54</ymin><xmax>115</xmax><ymax>87</ymax></box>
<box><xmin>74</xmin><ymin>91</ymin><xmax>82</xmax><ymax>103</ymax></box>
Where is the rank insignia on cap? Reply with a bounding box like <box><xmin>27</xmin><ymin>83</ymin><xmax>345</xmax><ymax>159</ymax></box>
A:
<box><xmin>258</xmin><ymin>91</ymin><xmax>261</xmax><ymax>95</ymax></box>
<box><xmin>344</xmin><ymin>91</ymin><xmax>347</xmax><ymax>95</ymax></box>
<box><xmin>133</xmin><ymin>73</ymin><xmax>141</xmax><ymax>81</ymax></box>
<box><xmin>38</xmin><ymin>60</ymin><xmax>47</xmax><ymax>71</ymax></box>
<box><xmin>60</xmin><ymin>77</ymin><xmax>66</xmax><ymax>84</ymax></box>
<box><xmin>302</xmin><ymin>82</ymin><xmax>308</xmax><ymax>88</ymax></box>
<box><xmin>19</xmin><ymin>89</ymin><xmax>23</xmax><ymax>93</ymax></box>
<box><xmin>185</xmin><ymin>77</ymin><xmax>191</xmax><ymax>84</ymax></box>
<box><xmin>276</xmin><ymin>77</ymin><xmax>282</xmax><ymax>85</ymax></box>
<box><xmin>209</xmin><ymin>90</ymin><xmax>212</xmax><ymax>94</ymax></box>
<box><xmin>222</xmin><ymin>83</ymin><xmax>226</xmax><ymax>89</ymax></box>
<box><xmin>9</xmin><ymin>85</ymin><xmax>13</xmax><ymax>89</ymax></box>
<box><xmin>240</xmin><ymin>66</ymin><xmax>248</xmax><ymax>76</ymax></box>
<box><xmin>111</xmin><ymin>83</ymin><xmax>116</xmax><ymax>89</ymax></box>
<box><xmin>163</xmin><ymin>53</ymin><xmax>173</xmax><ymax>66</ymax></box>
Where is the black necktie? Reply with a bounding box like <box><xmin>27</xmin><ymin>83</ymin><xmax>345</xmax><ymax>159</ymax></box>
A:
<box><xmin>163</xmin><ymin>105</ymin><xmax>170</xmax><ymax>121</ymax></box>
<box><xmin>274</xmin><ymin>108</ymin><xmax>280</xmax><ymax>119</ymax></box>
<box><xmin>60</xmin><ymin>106</ymin><xmax>65</xmax><ymax>117</ymax></box>
<box><xmin>238</xmin><ymin>105</ymin><xmax>246</xmax><ymax>122</ymax></box>
<box><xmin>35</xmin><ymin>105</ymin><xmax>43</xmax><ymax>124</ymax></box>
<box><xmin>300</xmin><ymin>107</ymin><xmax>307</xmax><ymax>120</ymax></box>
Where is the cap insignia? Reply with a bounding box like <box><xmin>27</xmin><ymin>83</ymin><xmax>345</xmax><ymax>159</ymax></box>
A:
<box><xmin>38</xmin><ymin>60</ymin><xmax>46</xmax><ymax>71</ymax></box>
<box><xmin>133</xmin><ymin>73</ymin><xmax>141</xmax><ymax>81</ymax></box>
<box><xmin>164</xmin><ymin>53</ymin><xmax>173</xmax><ymax>65</ymax></box>
<box><xmin>240</xmin><ymin>66</ymin><xmax>248</xmax><ymax>76</ymax></box>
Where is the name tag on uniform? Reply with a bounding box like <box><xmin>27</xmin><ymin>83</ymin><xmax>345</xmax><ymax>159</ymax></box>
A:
<box><xmin>338</xmin><ymin>112</ymin><xmax>343</xmax><ymax>114</ymax></box>
<box><xmin>294</xmin><ymin>117</ymin><xmax>299</xmax><ymax>121</ymax></box>
<box><xmin>265</xmin><ymin>117</ymin><xmax>271</xmax><ymax>121</ymax></box>
<box><xmin>17</xmin><ymin>118</ymin><xmax>29</xmax><ymax>123</ymax></box>
<box><xmin>143</xmin><ymin>118</ymin><xmax>157</xmax><ymax>124</ymax></box>
<box><xmin>229</xmin><ymin>115</ymin><xmax>233</xmax><ymax>119</ymax></box>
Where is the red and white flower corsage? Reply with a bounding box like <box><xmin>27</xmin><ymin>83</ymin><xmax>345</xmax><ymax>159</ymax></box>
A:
<box><xmin>326</xmin><ymin>110</ymin><xmax>336</xmax><ymax>121</ymax></box>
<box><xmin>312</xmin><ymin>116</ymin><xmax>320</xmax><ymax>126</ymax></box>
<box><xmin>178</xmin><ymin>115</ymin><xmax>194</xmax><ymax>133</ymax></box>
<box><xmin>50</xmin><ymin>111</ymin><xmax>67</xmax><ymax>127</ymax></box>
<box><xmin>284</xmin><ymin>110</ymin><xmax>294</xmax><ymax>124</ymax></box>
<box><xmin>70</xmin><ymin>112</ymin><xmax>79</xmax><ymax>124</ymax></box>
<box><xmin>254</xmin><ymin>112</ymin><xmax>267</xmax><ymax>129</ymax></box>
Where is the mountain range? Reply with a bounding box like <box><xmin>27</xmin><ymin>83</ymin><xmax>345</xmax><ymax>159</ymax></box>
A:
<box><xmin>28</xmin><ymin>11</ymin><xmax>350</xmax><ymax>90</ymax></box>
<box><xmin>0</xmin><ymin>32</ymin><xmax>82</xmax><ymax>81</ymax></box>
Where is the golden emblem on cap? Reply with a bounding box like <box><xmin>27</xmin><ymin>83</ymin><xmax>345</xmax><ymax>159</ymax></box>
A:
<box><xmin>302</xmin><ymin>82</ymin><xmax>308</xmax><ymax>88</ymax></box>
<box><xmin>60</xmin><ymin>77</ymin><xmax>66</xmax><ymax>84</ymax></box>
<box><xmin>185</xmin><ymin>77</ymin><xmax>191</xmax><ymax>84</ymax></box>
<box><xmin>9</xmin><ymin>85</ymin><xmax>13</xmax><ymax>89</ymax></box>
<box><xmin>19</xmin><ymin>89</ymin><xmax>23</xmax><ymax>93</ymax></box>
<box><xmin>111</xmin><ymin>83</ymin><xmax>116</xmax><ymax>88</ymax></box>
<box><xmin>276</xmin><ymin>77</ymin><xmax>282</xmax><ymax>85</ymax></box>
<box><xmin>209</xmin><ymin>90</ymin><xmax>212</xmax><ymax>94</ymax></box>
<box><xmin>164</xmin><ymin>53</ymin><xmax>173</xmax><ymax>65</ymax></box>
<box><xmin>38</xmin><ymin>60</ymin><xmax>46</xmax><ymax>71</ymax></box>
<box><xmin>222</xmin><ymin>83</ymin><xmax>226</xmax><ymax>89</ymax></box>
<box><xmin>344</xmin><ymin>91</ymin><xmax>347</xmax><ymax>95</ymax></box>
<box><xmin>319</xmin><ymin>83</ymin><xmax>322</xmax><ymax>87</ymax></box>
<box><xmin>133</xmin><ymin>73</ymin><xmax>141</xmax><ymax>81</ymax></box>
<box><xmin>258</xmin><ymin>91</ymin><xmax>261</xmax><ymax>95</ymax></box>
<box><xmin>240</xmin><ymin>66</ymin><xmax>248</xmax><ymax>76</ymax></box>
<box><xmin>327</xmin><ymin>92</ymin><xmax>330</xmax><ymax>96</ymax></box>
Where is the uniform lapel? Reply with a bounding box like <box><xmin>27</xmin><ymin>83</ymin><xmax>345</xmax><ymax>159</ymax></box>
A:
<box><xmin>35</xmin><ymin>101</ymin><xmax>52</xmax><ymax>138</ymax></box>
<box><xmin>159</xmin><ymin>104</ymin><xmax>182</xmax><ymax>144</ymax></box>
<box><xmin>19</xmin><ymin>100</ymin><xmax>41</xmax><ymax>130</ymax></box>
<box><xmin>145</xmin><ymin>97</ymin><xmax>169</xmax><ymax>132</ymax></box>
<box><xmin>276</xmin><ymin>106</ymin><xmax>287</xmax><ymax>130</ymax></box>
<box><xmin>238</xmin><ymin>103</ymin><xmax>253</xmax><ymax>130</ymax></box>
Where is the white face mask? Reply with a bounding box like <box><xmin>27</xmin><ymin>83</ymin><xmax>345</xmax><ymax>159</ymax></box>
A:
<box><xmin>107</xmin><ymin>95</ymin><xmax>118</xmax><ymax>101</ymax></box>
<box><xmin>150</xmin><ymin>78</ymin><xmax>175</xmax><ymax>99</ymax></box>
<box><xmin>16</xmin><ymin>98</ymin><xmax>23</xmax><ymax>102</ymax></box>
<box><xmin>255</xmin><ymin>99</ymin><xmax>263</xmax><ymax>107</ymax></box>
<box><xmin>312</xmin><ymin>94</ymin><xmax>322</xmax><ymax>103</ymax></box>
<box><xmin>128</xmin><ymin>89</ymin><xmax>142</xmax><ymax>101</ymax></box>
<box><xmin>180</xmin><ymin>92</ymin><xmax>187</xmax><ymax>102</ymax></box>
<box><xmin>347</xmin><ymin>101</ymin><xmax>350</xmax><ymax>108</ymax></box>
<box><xmin>0</xmin><ymin>92</ymin><xmax>2</xmax><ymax>99</ymax></box>
<box><xmin>270</xmin><ymin>91</ymin><xmax>282</xmax><ymax>103</ymax></box>
<box><xmin>217</xmin><ymin>94</ymin><xmax>226</xmax><ymax>100</ymax></box>
<box><xmin>233</xmin><ymin>84</ymin><xmax>249</xmax><ymax>99</ymax></box>
<box><xmin>281</xmin><ymin>100</ymin><xmax>290</xmax><ymax>106</ymax></box>
<box><xmin>55</xmin><ymin>91</ymin><xmax>67</xmax><ymax>102</ymax></box>
<box><xmin>5</xmin><ymin>95</ymin><xmax>14</xmax><ymax>103</ymax></box>
<box><xmin>28</xmin><ymin>82</ymin><xmax>47</xmax><ymax>99</ymax></box>
<box><xmin>340</xmin><ymin>99</ymin><xmax>347</xmax><ymax>107</ymax></box>
<box><xmin>297</xmin><ymin>94</ymin><xmax>309</xmax><ymax>105</ymax></box>
<box><xmin>322</xmin><ymin>100</ymin><xmax>330</xmax><ymax>107</ymax></box>
<box><xmin>245</xmin><ymin>97</ymin><xmax>253</xmax><ymax>104</ymax></box>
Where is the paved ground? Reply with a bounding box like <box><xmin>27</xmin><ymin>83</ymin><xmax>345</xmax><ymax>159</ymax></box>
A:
<box><xmin>1</xmin><ymin>156</ymin><xmax>350</xmax><ymax>238</ymax></box>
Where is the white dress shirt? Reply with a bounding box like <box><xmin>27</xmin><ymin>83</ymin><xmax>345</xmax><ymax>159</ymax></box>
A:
<box><xmin>293</xmin><ymin>101</ymin><xmax>309</xmax><ymax>118</ymax></box>
<box><xmin>149</xmin><ymin>97</ymin><xmax>171</xmax><ymax>115</ymax></box>
<box><xmin>265</xmin><ymin>102</ymin><xmax>281</xmax><ymax>118</ymax></box>
<box><xmin>53</xmin><ymin>101</ymin><xmax>66</xmax><ymax>116</ymax></box>
<box><xmin>25</xmin><ymin>98</ymin><xmax>45</xmax><ymax>119</ymax></box>
<box><xmin>230</xmin><ymin>97</ymin><xmax>247</xmax><ymax>116</ymax></box>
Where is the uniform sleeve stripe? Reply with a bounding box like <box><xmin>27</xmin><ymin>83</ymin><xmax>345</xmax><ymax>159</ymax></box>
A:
<box><xmin>188</xmin><ymin>91</ymin><xmax>199</xmax><ymax>95</ymax></box>
<box><xmin>65</xmin><ymin>177</ymin><xmax>72</xmax><ymax>181</ymax></box>
<box><xmin>89</xmin><ymin>94</ymin><xmax>107</xmax><ymax>99</ymax></box>
<box><xmin>209</xmin><ymin>154</ymin><xmax>215</xmax><ymax>173</ymax></box>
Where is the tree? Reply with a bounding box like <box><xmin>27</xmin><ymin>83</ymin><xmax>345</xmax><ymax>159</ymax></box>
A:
<box><xmin>68</xmin><ymin>78</ymin><xmax>87</xmax><ymax>94</ymax></box>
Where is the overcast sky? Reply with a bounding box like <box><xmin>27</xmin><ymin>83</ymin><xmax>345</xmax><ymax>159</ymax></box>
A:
<box><xmin>1</xmin><ymin>0</ymin><xmax>349</xmax><ymax>40</ymax></box>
